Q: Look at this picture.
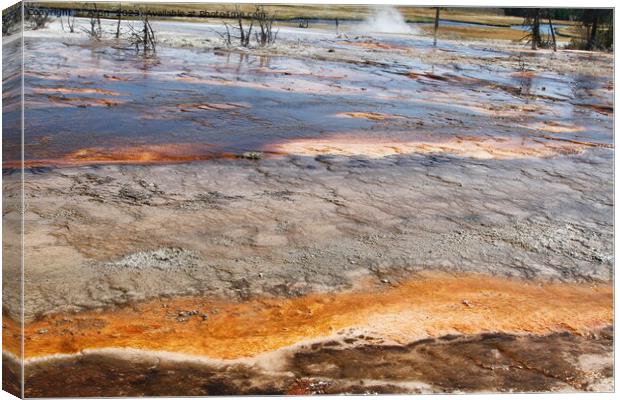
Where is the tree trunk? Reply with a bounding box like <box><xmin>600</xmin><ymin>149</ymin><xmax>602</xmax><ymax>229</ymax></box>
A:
<box><xmin>587</xmin><ymin>13</ymin><xmax>599</xmax><ymax>50</ymax></box>
<box><xmin>238</xmin><ymin>18</ymin><xmax>245</xmax><ymax>46</ymax></box>
<box><xmin>143</xmin><ymin>15</ymin><xmax>148</xmax><ymax>53</ymax></box>
<box><xmin>433</xmin><ymin>8</ymin><xmax>440</xmax><ymax>46</ymax></box>
<box><xmin>94</xmin><ymin>3</ymin><xmax>101</xmax><ymax>33</ymax></box>
<box><xmin>116</xmin><ymin>5</ymin><xmax>121</xmax><ymax>38</ymax></box>
<box><xmin>548</xmin><ymin>16</ymin><xmax>557</xmax><ymax>51</ymax></box>
<box><xmin>531</xmin><ymin>9</ymin><xmax>540</xmax><ymax>50</ymax></box>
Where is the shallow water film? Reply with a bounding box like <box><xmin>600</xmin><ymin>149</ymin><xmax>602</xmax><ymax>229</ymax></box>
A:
<box><xmin>2</xmin><ymin>2</ymin><xmax>614</xmax><ymax>397</ymax></box>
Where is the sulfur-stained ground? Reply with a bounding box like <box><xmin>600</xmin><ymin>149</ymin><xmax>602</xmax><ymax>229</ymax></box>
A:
<box><xmin>2</xmin><ymin>13</ymin><xmax>614</xmax><ymax>396</ymax></box>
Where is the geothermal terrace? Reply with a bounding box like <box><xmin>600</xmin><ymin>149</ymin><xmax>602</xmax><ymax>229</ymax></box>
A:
<box><xmin>2</xmin><ymin>13</ymin><xmax>614</xmax><ymax>395</ymax></box>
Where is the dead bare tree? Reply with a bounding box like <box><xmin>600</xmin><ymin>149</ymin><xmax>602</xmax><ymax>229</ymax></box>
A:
<box><xmin>528</xmin><ymin>9</ymin><xmax>541</xmax><ymax>50</ymax></box>
<box><xmin>127</xmin><ymin>13</ymin><xmax>156</xmax><ymax>54</ymax></box>
<box><xmin>254</xmin><ymin>6</ymin><xmax>278</xmax><ymax>47</ymax></box>
<box><xmin>95</xmin><ymin>3</ymin><xmax>102</xmax><ymax>33</ymax></box>
<box><xmin>60</xmin><ymin>15</ymin><xmax>76</xmax><ymax>33</ymax></box>
<box><xmin>522</xmin><ymin>8</ymin><xmax>542</xmax><ymax>50</ymax></box>
<box><xmin>217</xmin><ymin>6</ymin><xmax>277</xmax><ymax>48</ymax></box>
<box><xmin>547</xmin><ymin>15</ymin><xmax>557</xmax><ymax>52</ymax></box>
<box><xmin>80</xmin><ymin>3</ymin><xmax>103</xmax><ymax>39</ymax></box>
<box><xmin>81</xmin><ymin>15</ymin><xmax>101</xmax><ymax>39</ymax></box>
<box><xmin>221</xmin><ymin>19</ymin><xmax>252</xmax><ymax>47</ymax></box>
<box><xmin>116</xmin><ymin>4</ymin><xmax>122</xmax><ymax>38</ymax></box>
<box><xmin>67</xmin><ymin>15</ymin><xmax>76</xmax><ymax>33</ymax></box>
<box><xmin>214</xmin><ymin>24</ymin><xmax>232</xmax><ymax>46</ymax></box>
<box><xmin>521</xmin><ymin>9</ymin><xmax>557</xmax><ymax>51</ymax></box>
<box><xmin>220</xmin><ymin>6</ymin><xmax>253</xmax><ymax>47</ymax></box>
<box><xmin>2</xmin><ymin>2</ymin><xmax>21</xmax><ymax>36</ymax></box>
<box><xmin>237</xmin><ymin>8</ymin><xmax>253</xmax><ymax>47</ymax></box>
<box><xmin>433</xmin><ymin>7</ymin><xmax>440</xmax><ymax>47</ymax></box>
<box><xmin>27</xmin><ymin>12</ymin><xmax>52</xmax><ymax>30</ymax></box>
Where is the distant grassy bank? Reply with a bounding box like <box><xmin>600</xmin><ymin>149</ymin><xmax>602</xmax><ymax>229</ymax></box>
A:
<box><xmin>29</xmin><ymin>2</ymin><xmax>579</xmax><ymax>42</ymax></box>
<box><xmin>34</xmin><ymin>3</ymin><xmax>575</xmax><ymax>27</ymax></box>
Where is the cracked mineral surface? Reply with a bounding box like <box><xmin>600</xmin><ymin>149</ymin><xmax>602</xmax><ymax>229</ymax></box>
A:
<box><xmin>2</xmin><ymin>8</ymin><xmax>614</xmax><ymax>397</ymax></box>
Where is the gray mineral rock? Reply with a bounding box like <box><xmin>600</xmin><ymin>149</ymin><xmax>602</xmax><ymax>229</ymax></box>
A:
<box><xmin>102</xmin><ymin>248</ymin><xmax>200</xmax><ymax>271</ymax></box>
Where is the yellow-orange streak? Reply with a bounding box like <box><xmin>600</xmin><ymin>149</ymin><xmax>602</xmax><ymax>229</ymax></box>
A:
<box><xmin>32</xmin><ymin>87</ymin><xmax>123</xmax><ymax>96</ymax></box>
<box><xmin>267</xmin><ymin>135</ymin><xmax>585</xmax><ymax>159</ymax></box>
<box><xmin>511</xmin><ymin>71</ymin><xmax>538</xmax><ymax>78</ymax></box>
<box><xmin>335</xmin><ymin>112</ymin><xmax>404</xmax><ymax>121</ymax></box>
<box><xmin>3</xmin><ymin>144</ymin><xmax>238</xmax><ymax>168</ymax></box>
<box><xmin>3</xmin><ymin>273</ymin><xmax>612</xmax><ymax>361</ymax></box>
<box><xmin>28</xmin><ymin>96</ymin><xmax>127</xmax><ymax>108</ymax></box>
<box><xmin>527</xmin><ymin>121</ymin><xmax>586</xmax><ymax>134</ymax></box>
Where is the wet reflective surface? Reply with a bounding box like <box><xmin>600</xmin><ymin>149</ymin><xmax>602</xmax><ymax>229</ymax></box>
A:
<box><xmin>2</xmin><ymin>17</ymin><xmax>612</xmax><ymax>167</ymax></box>
<box><xmin>2</xmin><ymin>11</ymin><xmax>614</xmax><ymax>396</ymax></box>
